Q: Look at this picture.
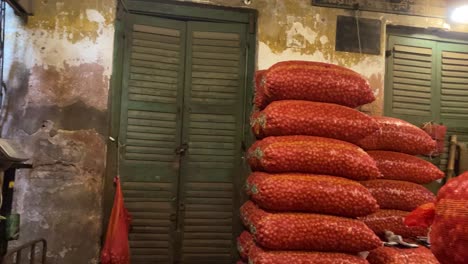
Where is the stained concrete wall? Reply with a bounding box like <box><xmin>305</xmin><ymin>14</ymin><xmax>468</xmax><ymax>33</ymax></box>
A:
<box><xmin>3</xmin><ymin>0</ymin><xmax>115</xmax><ymax>263</ymax></box>
<box><xmin>2</xmin><ymin>0</ymin><xmax>468</xmax><ymax>263</ymax></box>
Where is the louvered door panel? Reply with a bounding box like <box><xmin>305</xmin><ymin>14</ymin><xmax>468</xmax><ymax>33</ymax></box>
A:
<box><xmin>119</xmin><ymin>15</ymin><xmax>186</xmax><ymax>264</ymax></box>
<box><xmin>385</xmin><ymin>36</ymin><xmax>437</xmax><ymax>124</ymax></box>
<box><xmin>438</xmin><ymin>42</ymin><xmax>468</xmax><ymax>173</ymax></box>
<box><xmin>178</xmin><ymin>21</ymin><xmax>247</xmax><ymax>264</ymax></box>
<box><xmin>440</xmin><ymin>47</ymin><xmax>468</xmax><ymax>121</ymax></box>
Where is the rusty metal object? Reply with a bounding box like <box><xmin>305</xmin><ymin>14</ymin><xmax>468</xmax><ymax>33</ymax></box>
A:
<box><xmin>446</xmin><ymin>135</ymin><xmax>458</xmax><ymax>182</ymax></box>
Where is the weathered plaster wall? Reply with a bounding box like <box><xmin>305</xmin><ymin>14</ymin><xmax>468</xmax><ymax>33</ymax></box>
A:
<box><xmin>2</xmin><ymin>0</ymin><xmax>468</xmax><ymax>263</ymax></box>
<box><xmin>185</xmin><ymin>0</ymin><xmax>468</xmax><ymax>115</ymax></box>
<box><xmin>3</xmin><ymin>0</ymin><xmax>115</xmax><ymax>263</ymax></box>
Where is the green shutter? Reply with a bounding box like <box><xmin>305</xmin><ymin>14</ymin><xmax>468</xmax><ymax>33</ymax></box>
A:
<box><xmin>386</xmin><ymin>36</ymin><xmax>468</xmax><ymax>185</ymax></box>
<box><xmin>177</xmin><ymin>21</ymin><xmax>247</xmax><ymax>263</ymax></box>
<box><xmin>437</xmin><ymin>42</ymin><xmax>468</xmax><ymax>172</ymax></box>
<box><xmin>385</xmin><ymin>36</ymin><xmax>438</xmax><ymax>124</ymax></box>
<box><xmin>119</xmin><ymin>14</ymin><xmax>186</xmax><ymax>263</ymax></box>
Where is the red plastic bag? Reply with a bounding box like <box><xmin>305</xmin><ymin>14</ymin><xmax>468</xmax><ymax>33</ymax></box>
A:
<box><xmin>251</xmin><ymin>100</ymin><xmax>379</xmax><ymax>144</ymax></box>
<box><xmin>237</xmin><ymin>231</ymin><xmax>255</xmax><ymax>260</ymax></box>
<box><xmin>249</xmin><ymin>246</ymin><xmax>368</xmax><ymax>264</ymax></box>
<box><xmin>248</xmin><ymin>136</ymin><xmax>381</xmax><ymax>181</ymax></box>
<box><xmin>101</xmin><ymin>177</ymin><xmax>131</xmax><ymax>264</ymax></box>
<box><xmin>359</xmin><ymin>210</ymin><xmax>428</xmax><ymax>239</ymax></box>
<box><xmin>240</xmin><ymin>201</ymin><xmax>381</xmax><ymax>253</ymax></box>
<box><xmin>357</xmin><ymin>117</ymin><xmax>436</xmax><ymax>155</ymax></box>
<box><xmin>255</xmin><ymin>61</ymin><xmax>375</xmax><ymax>109</ymax></box>
<box><xmin>406</xmin><ymin>172</ymin><xmax>468</xmax><ymax>264</ymax></box>
<box><xmin>367</xmin><ymin>247</ymin><xmax>439</xmax><ymax>264</ymax></box>
<box><xmin>247</xmin><ymin>172</ymin><xmax>378</xmax><ymax>217</ymax></box>
<box><xmin>368</xmin><ymin>151</ymin><xmax>444</xmax><ymax>184</ymax></box>
<box><xmin>361</xmin><ymin>180</ymin><xmax>435</xmax><ymax>211</ymax></box>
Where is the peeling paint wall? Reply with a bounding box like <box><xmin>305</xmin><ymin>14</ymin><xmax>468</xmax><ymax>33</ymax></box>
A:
<box><xmin>3</xmin><ymin>0</ymin><xmax>115</xmax><ymax>263</ymax></box>
<box><xmin>2</xmin><ymin>0</ymin><xmax>468</xmax><ymax>263</ymax></box>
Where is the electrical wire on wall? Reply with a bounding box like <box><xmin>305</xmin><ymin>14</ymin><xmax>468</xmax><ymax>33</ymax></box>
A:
<box><xmin>354</xmin><ymin>4</ymin><xmax>362</xmax><ymax>55</ymax></box>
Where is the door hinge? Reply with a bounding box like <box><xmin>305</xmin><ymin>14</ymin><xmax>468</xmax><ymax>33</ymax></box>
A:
<box><xmin>385</xmin><ymin>49</ymin><xmax>393</xmax><ymax>58</ymax></box>
<box><xmin>116</xmin><ymin>0</ymin><xmax>128</xmax><ymax>21</ymax></box>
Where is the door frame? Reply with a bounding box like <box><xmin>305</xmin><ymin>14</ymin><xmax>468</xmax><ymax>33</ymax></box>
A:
<box><xmin>102</xmin><ymin>0</ymin><xmax>257</xmax><ymax>256</ymax></box>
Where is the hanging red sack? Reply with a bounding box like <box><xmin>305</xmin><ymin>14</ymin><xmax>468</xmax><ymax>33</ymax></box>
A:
<box><xmin>101</xmin><ymin>177</ymin><xmax>132</xmax><ymax>264</ymax></box>
<box><xmin>405</xmin><ymin>172</ymin><xmax>468</xmax><ymax>264</ymax></box>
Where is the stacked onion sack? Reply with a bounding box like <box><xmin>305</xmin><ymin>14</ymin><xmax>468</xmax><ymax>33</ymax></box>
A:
<box><xmin>236</xmin><ymin>61</ymin><xmax>384</xmax><ymax>264</ymax></box>
<box><xmin>353</xmin><ymin>116</ymin><xmax>443</xmax><ymax>263</ymax></box>
<box><xmin>355</xmin><ymin>117</ymin><xmax>442</xmax><ymax>240</ymax></box>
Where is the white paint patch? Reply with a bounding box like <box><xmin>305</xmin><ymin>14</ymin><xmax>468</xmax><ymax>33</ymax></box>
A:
<box><xmin>258</xmin><ymin>41</ymin><xmax>327</xmax><ymax>70</ymax></box>
<box><xmin>3</xmin><ymin>6</ymin><xmax>115</xmax><ymax>111</ymax></box>
<box><xmin>348</xmin><ymin>55</ymin><xmax>385</xmax><ymax>80</ymax></box>
<box><xmin>59</xmin><ymin>247</ymin><xmax>72</xmax><ymax>258</ymax></box>
<box><xmin>86</xmin><ymin>9</ymin><xmax>105</xmax><ymax>23</ymax></box>
<box><xmin>320</xmin><ymin>35</ymin><xmax>328</xmax><ymax>45</ymax></box>
<box><xmin>285</xmin><ymin>20</ymin><xmax>318</xmax><ymax>48</ymax></box>
<box><xmin>4</xmin><ymin>7</ymin><xmax>115</xmax><ymax>79</ymax></box>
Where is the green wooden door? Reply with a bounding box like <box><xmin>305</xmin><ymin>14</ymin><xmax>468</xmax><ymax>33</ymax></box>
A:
<box><xmin>117</xmin><ymin>14</ymin><xmax>249</xmax><ymax>264</ymax></box>
<box><xmin>177</xmin><ymin>21</ymin><xmax>247</xmax><ymax>263</ymax></box>
<box><xmin>119</xmin><ymin>14</ymin><xmax>187</xmax><ymax>263</ymax></box>
<box><xmin>436</xmin><ymin>42</ymin><xmax>468</xmax><ymax>172</ymax></box>
<box><xmin>385</xmin><ymin>35</ymin><xmax>468</xmax><ymax>188</ymax></box>
<box><xmin>385</xmin><ymin>36</ymin><xmax>438</xmax><ymax>124</ymax></box>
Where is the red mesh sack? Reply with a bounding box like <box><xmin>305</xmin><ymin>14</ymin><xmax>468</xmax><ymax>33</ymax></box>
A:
<box><xmin>241</xmin><ymin>201</ymin><xmax>382</xmax><ymax>253</ymax></box>
<box><xmin>359</xmin><ymin>210</ymin><xmax>428</xmax><ymax>238</ymax></box>
<box><xmin>248</xmin><ymin>172</ymin><xmax>379</xmax><ymax>217</ymax></box>
<box><xmin>254</xmin><ymin>70</ymin><xmax>267</xmax><ymax>110</ymax></box>
<box><xmin>248</xmin><ymin>136</ymin><xmax>381</xmax><ymax>181</ymax></box>
<box><xmin>368</xmin><ymin>151</ymin><xmax>444</xmax><ymax>184</ymax></box>
<box><xmin>101</xmin><ymin>177</ymin><xmax>131</xmax><ymax>264</ymax></box>
<box><xmin>249</xmin><ymin>246</ymin><xmax>369</xmax><ymax>264</ymax></box>
<box><xmin>240</xmin><ymin>201</ymin><xmax>267</xmax><ymax>228</ymax></box>
<box><xmin>255</xmin><ymin>61</ymin><xmax>375</xmax><ymax>109</ymax></box>
<box><xmin>251</xmin><ymin>100</ymin><xmax>379</xmax><ymax>144</ymax></box>
<box><xmin>357</xmin><ymin>117</ymin><xmax>437</xmax><ymax>155</ymax></box>
<box><xmin>367</xmin><ymin>247</ymin><xmax>439</xmax><ymax>264</ymax></box>
<box><xmin>406</xmin><ymin>172</ymin><xmax>468</xmax><ymax>264</ymax></box>
<box><xmin>361</xmin><ymin>180</ymin><xmax>435</xmax><ymax>211</ymax></box>
<box><xmin>237</xmin><ymin>231</ymin><xmax>255</xmax><ymax>260</ymax></box>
